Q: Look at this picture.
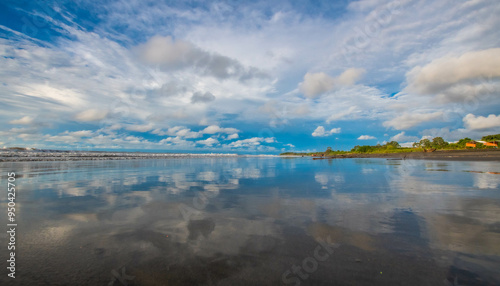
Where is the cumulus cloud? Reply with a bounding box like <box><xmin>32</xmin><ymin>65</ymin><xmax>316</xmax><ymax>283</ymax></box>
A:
<box><xmin>66</xmin><ymin>130</ymin><xmax>94</xmax><ymax>137</ymax></box>
<box><xmin>9</xmin><ymin>116</ymin><xmax>34</xmax><ymax>125</ymax></box>
<box><xmin>312</xmin><ymin>126</ymin><xmax>341</xmax><ymax>137</ymax></box>
<box><xmin>337</xmin><ymin>68</ymin><xmax>366</xmax><ymax>85</ymax></box>
<box><xmin>153</xmin><ymin>126</ymin><xmax>202</xmax><ymax>138</ymax></box>
<box><xmin>357</xmin><ymin>135</ymin><xmax>376</xmax><ymax>140</ymax></box>
<box><xmin>202</xmin><ymin>125</ymin><xmax>239</xmax><ymax>135</ymax></box>
<box><xmin>197</xmin><ymin>137</ymin><xmax>219</xmax><ymax>146</ymax></box>
<box><xmin>74</xmin><ymin>109</ymin><xmax>108</xmax><ymax>122</ymax></box>
<box><xmin>406</xmin><ymin>48</ymin><xmax>500</xmax><ymax>101</ymax></box>
<box><xmin>228</xmin><ymin>137</ymin><xmax>275</xmax><ymax>148</ymax></box>
<box><xmin>463</xmin><ymin>113</ymin><xmax>500</xmax><ymax>130</ymax></box>
<box><xmin>299</xmin><ymin>68</ymin><xmax>365</xmax><ymax>98</ymax></box>
<box><xmin>153</xmin><ymin>125</ymin><xmax>241</xmax><ymax>139</ymax></box>
<box><xmin>2</xmin><ymin>0</ymin><xmax>500</xmax><ymax>151</ymax></box>
<box><xmin>136</xmin><ymin>35</ymin><xmax>267</xmax><ymax>81</ymax></box>
<box><xmin>299</xmin><ymin>72</ymin><xmax>336</xmax><ymax>98</ymax></box>
<box><xmin>383</xmin><ymin>111</ymin><xmax>443</xmax><ymax>130</ymax></box>
<box><xmin>191</xmin><ymin>91</ymin><xmax>216</xmax><ymax>103</ymax></box>
<box><xmin>125</xmin><ymin>123</ymin><xmax>154</xmax><ymax>132</ymax></box>
<box><xmin>159</xmin><ymin>136</ymin><xmax>194</xmax><ymax>147</ymax></box>
<box><xmin>227</xmin><ymin>133</ymin><xmax>239</xmax><ymax>140</ymax></box>
<box><xmin>389</xmin><ymin>132</ymin><xmax>419</xmax><ymax>142</ymax></box>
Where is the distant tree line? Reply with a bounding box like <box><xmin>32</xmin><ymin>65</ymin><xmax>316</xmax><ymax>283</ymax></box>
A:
<box><xmin>280</xmin><ymin>134</ymin><xmax>499</xmax><ymax>155</ymax></box>
<box><xmin>481</xmin><ymin>134</ymin><xmax>500</xmax><ymax>141</ymax></box>
<box><xmin>349</xmin><ymin>141</ymin><xmax>401</xmax><ymax>153</ymax></box>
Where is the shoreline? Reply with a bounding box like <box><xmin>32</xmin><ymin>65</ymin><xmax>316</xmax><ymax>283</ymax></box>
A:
<box><xmin>1</xmin><ymin>149</ymin><xmax>499</xmax><ymax>162</ymax></box>
<box><xmin>309</xmin><ymin>149</ymin><xmax>500</xmax><ymax>161</ymax></box>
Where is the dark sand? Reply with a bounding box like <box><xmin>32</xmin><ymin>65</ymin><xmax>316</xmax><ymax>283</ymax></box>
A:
<box><xmin>312</xmin><ymin>149</ymin><xmax>500</xmax><ymax>161</ymax></box>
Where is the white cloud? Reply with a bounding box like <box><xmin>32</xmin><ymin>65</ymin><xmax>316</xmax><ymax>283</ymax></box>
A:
<box><xmin>463</xmin><ymin>113</ymin><xmax>500</xmax><ymax>130</ymax></box>
<box><xmin>337</xmin><ymin>68</ymin><xmax>366</xmax><ymax>85</ymax></box>
<box><xmin>171</xmin><ymin>128</ymin><xmax>200</xmax><ymax>138</ymax></box>
<box><xmin>197</xmin><ymin>137</ymin><xmax>219</xmax><ymax>146</ymax></box>
<box><xmin>298</xmin><ymin>68</ymin><xmax>365</xmax><ymax>98</ymax></box>
<box><xmin>263</xmin><ymin>137</ymin><xmax>276</xmax><ymax>143</ymax></box>
<box><xmin>159</xmin><ymin>136</ymin><xmax>194</xmax><ymax>147</ymax></box>
<box><xmin>357</xmin><ymin>135</ymin><xmax>376</xmax><ymax>140</ymax></box>
<box><xmin>389</xmin><ymin>132</ymin><xmax>419</xmax><ymax>142</ymax></box>
<box><xmin>66</xmin><ymin>130</ymin><xmax>94</xmax><ymax>137</ymax></box>
<box><xmin>228</xmin><ymin>137</ymin><xmax>275</xmax><ymax>148</ymax></box>
<box><xmin>202</xmin><ymin>125</ymin><xmax>239</xmax><ymax>134</ymax></box>
<box><xmin>74</xmin><ymin>109</ymin><xmax>108</xmax><ymax>122</ymax></box>
<box><xmin>136</xmin><ymin>35</ymin><xmax>267</xmax><ymax>81</ymax></box>
<box><xmin>312</xmin><ymin>126</ymin><xmax>341</xmax><ymax>137</ymax></box>
<box><xmin>383</xmin><ymin>111</ymin><xmax>444</xmax><ymax>130</ymax></box>
<box><xmin>227</xmin><ymin>133</ymin><xmax>239</xmax><ymax>140</ymax></box>
<box><xmin>1</xmin><ymin>0</ymin><xmax>500</xmax><ymax>151</ymax></box>
<box><xmin>9</xmin><ymin>116</ymin><xmax>33</xmax><ymax>125</ymax></box>
<box><xmin>406</xmin><ymin>48</ymin><xmax>500</xmax><ymax>101</ymax></box>
<box><xmin>125</xmin><ymin>123</ymin><xmax>154</xmax><ymax>132</ymax></box>
<box><xmin>0</xmin><ymin>20</ymin><xmax>276</xmax><ymax>148</ymax></box>
<box><xmin>153</xmin><ymin>125</ymin><xmax>240</xmax><ymax>140</ymax></box>
<box><xmin>299</xmin><ymin>72</ymin><xmax>336</xmax><ymax>98</ymax></box>
<box><xmin>153</xmin><ymin>126</ymin><xmax>201</xmax><ymax>138</ymax></box>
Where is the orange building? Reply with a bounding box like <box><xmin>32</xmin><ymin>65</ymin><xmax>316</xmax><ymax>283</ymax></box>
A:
<box><xmin>466</xmin><ymin>142</ymin><xmax>476</xmax><ymax>148</ymax></box>
<box><xmin>484</xmin><ymin>141</ymin><xmax>498</xmax><ymax>147</ymax></box>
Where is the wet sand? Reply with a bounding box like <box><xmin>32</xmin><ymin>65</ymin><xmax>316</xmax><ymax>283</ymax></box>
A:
<box><xmin>312</xmin><ymin>149</ymin><xmax>500</xmax><ymax>161</ymax></box>
<box><xmin>1</xmin><ymin>156</ymin><xmax>499</xmax><ymax>285</ymax></box>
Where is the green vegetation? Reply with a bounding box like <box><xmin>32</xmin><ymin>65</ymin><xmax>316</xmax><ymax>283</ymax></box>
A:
<box><xmin>280</xmin><ymin>133</ymin><xmax>499</xmax><ymax>156</ymax></box>
<box><xmin>352</xmin><ymin>142</ymin><xmax>400</xmax><ymax>153</ymax></box>
<box><xmin>481</xmin><ymin>134</ymin><xmax>500</xmax><ymax>141</ymax></box>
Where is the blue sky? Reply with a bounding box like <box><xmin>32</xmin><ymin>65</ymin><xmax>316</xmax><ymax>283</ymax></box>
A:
<box><xmin>1</xmin><ymin>0</ymin><xmax>500</xmax><ymax>153</ymax></box>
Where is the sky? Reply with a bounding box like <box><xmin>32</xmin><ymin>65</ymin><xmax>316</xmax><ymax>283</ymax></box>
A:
<box><xmin>0</xmin><ymin>0</ymin><xmax>499</xmax><ymax>154</ymax></box>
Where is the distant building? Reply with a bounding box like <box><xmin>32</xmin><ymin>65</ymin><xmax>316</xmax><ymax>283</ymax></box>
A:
<box><xmin>482</xmin><ymin>141</ymin><xmax>498</xmax><ymax>147</ymax></box>
<box><xmin>466</xmin><ymin>142</ymin><xmax>476</xmax><ymax>148</ymax></box>
<box><xmin>468</xmin><ymin>141</ymin><xmax>498</xmax><ymax>148</ymax></box>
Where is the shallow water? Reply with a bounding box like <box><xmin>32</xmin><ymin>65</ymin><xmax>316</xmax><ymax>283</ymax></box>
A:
<box><xmin>1</xmin><ymin>157</ymin><xmax>500</xmax><ymax>285</ymax></box>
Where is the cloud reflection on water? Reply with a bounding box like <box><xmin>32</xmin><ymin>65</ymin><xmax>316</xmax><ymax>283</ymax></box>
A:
<box><xmin>0</xmin><ymin>157</ymin><xmax>499</xmax><ymax>285</ymax></box>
